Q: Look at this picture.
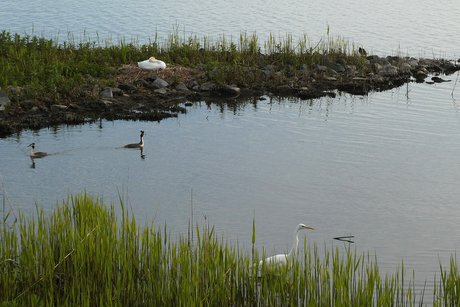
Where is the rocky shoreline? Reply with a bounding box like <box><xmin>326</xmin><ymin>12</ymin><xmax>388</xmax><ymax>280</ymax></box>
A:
<box><xmin>0</xmin><ymin>54</ymin><xmax>458</xmax><ymax>138</ymax></box>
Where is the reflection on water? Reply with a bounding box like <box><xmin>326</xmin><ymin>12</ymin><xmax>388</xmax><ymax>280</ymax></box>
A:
<box><xmin>1</xmin><ymin>81</ymin><xmax>460</xmax><ymax>303</ymax></box>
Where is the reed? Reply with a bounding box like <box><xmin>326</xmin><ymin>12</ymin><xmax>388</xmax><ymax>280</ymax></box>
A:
<box><xmin>1</xmin><ymin>192</ymin><xmax>459</xmax><ymax>306</ymax></box>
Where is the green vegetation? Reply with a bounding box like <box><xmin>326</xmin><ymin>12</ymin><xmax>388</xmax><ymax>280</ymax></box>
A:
<box><xmin>0</xmin><ymin>26</ymin><xmax>368</xmax><ymax>107</ymax></box>
<box><xmin>0</xmin><ymin>193</ymin><xmax>459</xmax><ymax>306</ymax></box>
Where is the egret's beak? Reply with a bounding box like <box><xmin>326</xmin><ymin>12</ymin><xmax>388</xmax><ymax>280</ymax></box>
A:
<box><xmin>303</xmin><ymin>226</ymin><xmax>314</xmax><ymax>230</ymax></box>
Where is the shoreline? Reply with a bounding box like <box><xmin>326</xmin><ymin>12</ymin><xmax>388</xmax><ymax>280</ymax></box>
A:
<box><xmin>1</xmin><ymin>55</ymin><xmax>458</xmax><ymax>138</ymax></box>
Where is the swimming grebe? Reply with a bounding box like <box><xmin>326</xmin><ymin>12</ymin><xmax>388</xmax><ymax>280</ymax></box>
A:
<box><xmin>124</xmin><ymin>131</ymin><xmax>145</xmax><ymax>148</ymax></box>
<box><xmin>28</xmin><ymin>143</ymin><xmax>47</xmax><ymax>158</ymax></box>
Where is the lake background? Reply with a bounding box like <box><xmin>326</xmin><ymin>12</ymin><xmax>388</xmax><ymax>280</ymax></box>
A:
<box><xmin>1</xmin><ymin>0</ymin><xmax>460</xmax><ymax>302</ymax></box>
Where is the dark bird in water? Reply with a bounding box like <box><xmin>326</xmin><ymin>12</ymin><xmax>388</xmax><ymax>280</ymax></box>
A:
<box><xmin>124</xmin><ymin>131</ymin><xmax>145</xmax><ymax>148</ymax></box>
<box><xmin>28</xmin><ymin>143</ymin><xmax>47</xmax><ymax>158</ymax></box>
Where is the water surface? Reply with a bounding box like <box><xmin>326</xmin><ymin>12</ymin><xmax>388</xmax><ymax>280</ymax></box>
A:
<box><xmin>2</xmin><ymin>0</ymin><xmax>459</xmax><ymax>58</ymax></box>
<box><xmin>1</xmin><ymin>80</ymin><xmax>460</xmax><ymax>299</ymax></box>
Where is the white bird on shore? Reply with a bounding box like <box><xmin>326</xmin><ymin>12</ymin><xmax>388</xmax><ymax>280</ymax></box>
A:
<box><xmin>259</xmin><ymin>224</ymin><xmax>314</xmax><ymax>267</ymax></box>
<box><xmin>137</xmin><ymin>57</ymin><xmax>166</xmax><ymax>70</ymax></box>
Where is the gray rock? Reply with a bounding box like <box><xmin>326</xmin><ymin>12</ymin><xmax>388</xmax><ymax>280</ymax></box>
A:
<box><xmin>372</xmin><ymin>63</ymin><xmax>382</xmax><ymax>72</ymax></box>
<box><xmin>314</xmin><ymin>64</ymin><xmax>327</xmax><ymax>72</ymax></box>
<box><xmin>100</xmin><ymin>87</ymin><xmax>113</xmax><ymax>98</ymax></box>
<box><xmin>0</xmin><ymin>91</ymin><xmax>11</xmax><ymax>111</ymax></box>
<box><xmin>323</xmin><ymin>61</ymin><xmax>345</xmax><ymax>73</ymax></box>
<box><xmin>379</xmin><ymin>64</ymin><xmax>398</xmax><ymax>76</ymax></box>
<box><xmin>401</xmin><ymin>63</ymin><xmax>412</xmax><ymax>72</ymax></box>
<box><xmin>154</xmin><ymin>88</ymin><xmax>167</xmax><ymax>94</ymax></box>
<box><xmin>152</xmin><ymin>78</ymin><xmax>169</xmax><ymax>89</ymax></box>
<box><xmin>227</xmin><ymin>85</ymin><xmax>240</xmax><ymax>94</ymax></box>
<box><xmin>118</xmin><ymin>84</ymin><xmax>137</xmax><ymax>91</ymax></box>
<box><xmin>261</xmin><ymin>65</ymin><xmax>274</xmax><ymax>78</ymax></box>
<box><xmin>175</xmin><ymin>82</ymin><xmax>190</xmax><ymax>92</ymax></box>
<box><xmin>111</xmin><ymin>88</ymin><xmax>123</xmax><ymax>96</ymax></box>
<box><xmin>200</xmin><ymin>83</ymin><xmax>216</xmax><ymax>92</ymax></box>
<box><xmin>51</xmin><ymin>105</ymin><xmax>67</xmax><ymax>112</ymax></box>
<box><xmin>275</xmin><ymin>84</ymin><xmax>292</xmax><ymax>93</ymax></box>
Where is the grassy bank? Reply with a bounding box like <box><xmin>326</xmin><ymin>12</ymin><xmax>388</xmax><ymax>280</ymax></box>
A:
<box><xmin>0</xmin><ymin>27</ymin><xmax>366</xmax><ymax>106</ymax></box>
<box><xmin>1</xmin><ymin>193</ymin><xmax>459</xmax><ymax>306</ymax></box>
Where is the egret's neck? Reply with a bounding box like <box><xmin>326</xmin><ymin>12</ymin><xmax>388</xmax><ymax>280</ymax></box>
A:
<box><xmin>287</xmin><ymin>236</ymin><xmax>299</xmax><ymax>261</ymax></box>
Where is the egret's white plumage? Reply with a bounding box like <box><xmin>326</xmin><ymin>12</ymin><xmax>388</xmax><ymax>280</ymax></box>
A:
<box><xmin>260</xmin><ymin>224</ymin><xmax>314</xmax><ymax>267</ymax></box>
<box><xmin>124</xmin><ymin>131</ymin><xmax>145</xmax><ymax>148</ymax></box>
<box><xmin>138</xmin><ymin>57</ymin><xmax>166</xmax><ymax>70</ymax></box>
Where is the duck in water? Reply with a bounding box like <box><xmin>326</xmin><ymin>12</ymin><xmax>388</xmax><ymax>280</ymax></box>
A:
<box><xmin>124</xmin><ymin>131</ymin><xmax>145</xmax><ymax>148</ymax></box>
<box><xmin>28</xmin><ymin>143</ymin><xmax>47</xmax><ymax>158</ymax></box>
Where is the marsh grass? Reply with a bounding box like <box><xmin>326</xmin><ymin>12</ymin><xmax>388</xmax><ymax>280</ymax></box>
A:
<box><xmin>0</xmin><ymin>193</ymin><xmax>459</xmax><ymax>306</ymax></box>
<box><xmin>0</xmin><ymin>26</ymin><xmax>369</xmax><ymax>108</ymax></box>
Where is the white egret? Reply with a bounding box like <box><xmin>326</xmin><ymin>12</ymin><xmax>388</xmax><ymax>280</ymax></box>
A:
<box><xmin>260</xmin><ymin>224</ymin><xmax>314</xmax><ymax>267</ymax></box>
<box><xmin>28</xmin><ymin>143</ymin><xmax>47</xmax><ymax>158</ymax></box>
<box><xmin>137</xmin><ymin>57</ymin><xmax>166</xmax><ymax>70</ymax></box>
<box><xmin>124</xmin><ymin>131</ymin><xmax>145</xmax><ymax>148</ymax></box>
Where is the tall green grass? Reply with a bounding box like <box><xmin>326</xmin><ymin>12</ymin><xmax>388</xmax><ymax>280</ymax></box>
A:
<box><xmin>1</xmin><ymin>192</ymin><xmax>459</xmax><ymax>306</ymax></box>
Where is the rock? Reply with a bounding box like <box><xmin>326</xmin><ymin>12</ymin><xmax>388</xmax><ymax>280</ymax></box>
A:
<box><xmin>275</xmin><ymin>84</ymin><xmax>292</xmax><ymax>93</ymax></box>
<box><xmin>323</xmin><ymin>61</ymin><xmax>345</xmax><ymax>73</ymax></box>
<box><xmin>400</xmin><ymin>63</ymin><xmax>412</xmax><ymax>72</ymax></box>
<box><xmin>118</xmin><ymin>84</ymin><xmax>137</xmax><ymax>92</ymax></box>
<box><xmin>0</xmin><ymin>91</ymin><xmax>11</xmax><ymax>111</ymax></box>
<box><xmin>146</xmin><ymin>74</ymin><xmax>158</xmax><ymax>82</ymax></box>
<box><xmin>314</xmin><ymin>64</ymin><xmax>327</xmax><ymax>72</ymax></box>
<box><xmin>100</xmin><ymin>87</ymin><xmax>113</xmax><ymax>98</ymax></box>
<box><xmin>200</xmin><ymin>83</ymin><xmax>216</xmax><ymax>91</ymax></box>
<box><xmin>372</xmin><ymin>63</ymin><xmax>382</xmax><ymax>72</ymax></box>
<box><xmin>261</xmin><ymin>65</ymin><xmax>274</xmax><ymax>78</ymax></box>
<box><xmin>227</xmin><ymin>85</ymin><xmax>240</xmax><ymax>94</ymax></box>
<box><xmin>431</xmin><ymin>76</ymin><xmax>450</xmax><ymax>83</ymax></box>
<box><xmin>175</xmin><ymin>82</ymin><xmax>190</xmax><ymax>92</ymax></box>
<box><xmin>136</xmin><ymin>79</ymin><xmax>150</xmax><ymax>87</ymax></box>
<box><xmin>379</xmin><ymin>64</ymin><xmax>398</xmax><ymax>76</ymax></box>
<box><xmin>152</xmin><ymin>77</ymin><xmax>169</xmax><ymax>89</ymax></box>
<box><xmin>99</xmin><ymin>99</ymin><xmax>113</xmax><ymax>106</ymax></box>
<box><xmin>51</xmin><ymin>105</ymin><xmax>67</xmax><ymax>112</ymax></box>
<box><xmin>111</xmin><ymin>88</ymin><xmax>123</xmax><ymax>96</ymax></box>
<box><xmin>345</xmin><ymin>65</ymin><xmax>356</xmax><ymax>75</ymax></box>
<box><xmin>154</xmin><ymin>88</ymin><xmax>167</xmax><ymax>94</ymax></box>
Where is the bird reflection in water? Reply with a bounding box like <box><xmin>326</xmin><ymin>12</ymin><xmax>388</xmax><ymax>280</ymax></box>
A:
<box><xmin>140</xmin><ymin>147</ymin><xmax>145</xmax><ymax>159</ymax></box>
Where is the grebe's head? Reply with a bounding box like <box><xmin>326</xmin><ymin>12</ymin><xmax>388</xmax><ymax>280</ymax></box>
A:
<box><xmin>148</xmin><ymin>57</ymin><xmax>156</xmax><ymax>62</ymax></box>
<box><xmin>140</xmin><ymin>130</ymin><xmax>146</xmax><ymax>136</ymax></box>
<box><xmin>28</xmin><ymin>143</ymin><xmax>35</xmax><ymax>148</ymax></box>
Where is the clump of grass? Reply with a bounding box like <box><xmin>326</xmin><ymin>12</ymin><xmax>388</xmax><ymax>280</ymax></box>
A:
<box><xmin>1</xmin><ymin>192</ymin><xmax>459</xmax><ymax>306</ymax></box>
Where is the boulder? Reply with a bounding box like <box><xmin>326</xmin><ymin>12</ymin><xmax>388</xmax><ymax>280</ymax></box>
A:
<box><xmin>118</xmin><ymin>84</ymin><xmax>137</xmax><ymax>92</ymax></box>
<box><xmin>0</xmin><ymin>91</ymin><xmax>11</xmax><ymax>111</ymax></box>
<box><xmin>176</xmin><ymin>82</ymin><xmax>190</xmax><ymax>92</ymax></box>
<box><xmin>379</xmin><ymin>64</ymin><xmax>398</xmax><ymax>76</ymax></box>
<box><xmin>152</xmin><ymin>77</ymin><xmax>169</xmax><ymax>89</ymax></box>
<box><xmin>100</xmin><ymin>87</ymin><xmax>113</xmax><ymax>98</ymax></box>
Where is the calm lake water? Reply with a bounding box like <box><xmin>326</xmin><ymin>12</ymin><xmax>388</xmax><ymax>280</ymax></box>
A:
<box><xmin>1</xmin><ymin>0</ymin><xmax>459</xmax><ymax>58</ymax></box>
<box><xmin>2</xmin><ymin>0</ymin><xmax>460</xmax><ymax>302</ymax></box>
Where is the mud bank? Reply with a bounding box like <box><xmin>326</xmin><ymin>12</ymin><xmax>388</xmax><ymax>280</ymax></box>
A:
<box><xmin>0</xmin><ymin>55</ymin><xmax>458</xmax><ymax>138</ymax></box>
